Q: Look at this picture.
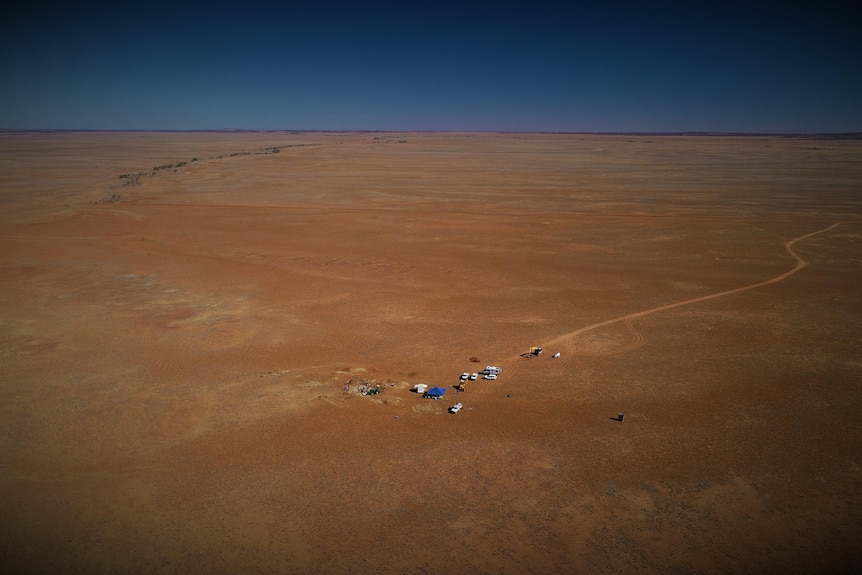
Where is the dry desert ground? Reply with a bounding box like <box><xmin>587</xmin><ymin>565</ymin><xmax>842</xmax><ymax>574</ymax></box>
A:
<box><xmin>1</xmin><ymin>131</ymin><xmax>861</xmax><ymax>574</ymax></box>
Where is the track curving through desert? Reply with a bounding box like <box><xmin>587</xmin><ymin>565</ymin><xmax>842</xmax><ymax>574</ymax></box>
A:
<box><xmin>529</xmin><ymin>222</ymin><xmax>844</xmax><ymax>358</ymax></box>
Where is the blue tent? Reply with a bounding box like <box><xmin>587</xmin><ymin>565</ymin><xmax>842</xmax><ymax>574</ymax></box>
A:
<box><xmin>424</xmin><ymin>386</ymin><xmax>446</xmax><ymax>399</ymax></box>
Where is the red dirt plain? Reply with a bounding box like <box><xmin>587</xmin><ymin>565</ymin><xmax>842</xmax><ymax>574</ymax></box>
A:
<box><xmin>1</xmin><ymin>131</ymin><xmax>860</xmax><ymax>574</ymax></box>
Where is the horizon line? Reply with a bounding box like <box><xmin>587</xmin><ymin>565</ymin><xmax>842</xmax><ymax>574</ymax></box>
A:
<box><xmin>2</xmin><ymin>128</ymin><xmax>861</xmax><ymax>138</ymax></box>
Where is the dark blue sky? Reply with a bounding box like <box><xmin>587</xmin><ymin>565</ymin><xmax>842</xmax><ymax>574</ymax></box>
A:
<box><xmin>2</xmin><ymin>1</ymin><xmax>859</xmax><ymax>132</ymax></box>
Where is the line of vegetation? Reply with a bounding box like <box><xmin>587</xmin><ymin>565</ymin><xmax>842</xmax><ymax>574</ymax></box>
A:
<box><xmin>153</xmin><ymin>158</ymin><xmax>194</xmax><ymax>171</ymax></box>
<box><xmin>98</xmin><ymin>143</ymin><xmax>316</xmax><ymax>208</ymax></box>
<box><xmin>111</xmin><ymin>143</ymin><xmax>317</xmax><ymax>197</ymax></box>
<box><xmin>372</xmin><ymin>136</ymin><xmax>408</xmax><ymax>143</ymax></box>
<box><xmin>90</xmin><ymin>193</ymin><xmax>122</xmax><ymax>204</ymax></box>
<box><xmin>118</xmin><ymin>172</ymin><xmax>146</xmax><ymax>186</ymax></box>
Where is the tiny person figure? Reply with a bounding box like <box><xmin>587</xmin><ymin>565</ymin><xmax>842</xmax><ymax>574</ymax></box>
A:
<box><xmin>617</xmin><ymin>412</ymin><xmax>625</xmax><ymax>422</ymax></box>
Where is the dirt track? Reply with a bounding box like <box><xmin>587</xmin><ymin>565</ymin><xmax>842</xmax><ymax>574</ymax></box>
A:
<box><xmin>1</xmin><ymin>132</ymin><xmax>860</xmax><ymax>574</ymax></box>
<box><xmin>545</xmin><ymin>222</ymin><xmax>845</xmax><ymax>356</ymax></box>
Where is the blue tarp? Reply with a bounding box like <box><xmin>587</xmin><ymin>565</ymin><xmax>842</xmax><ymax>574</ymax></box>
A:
<box><xmin>425</xmin><ymin>387</ymin><xmax>446</xmax><ymax>398</ymax></box>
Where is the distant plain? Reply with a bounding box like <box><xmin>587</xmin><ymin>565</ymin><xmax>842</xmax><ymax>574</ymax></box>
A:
<box><xmin>1</xmin><ymin>131</ymin><xmax>860</xmax><ymax>573</ymax></box>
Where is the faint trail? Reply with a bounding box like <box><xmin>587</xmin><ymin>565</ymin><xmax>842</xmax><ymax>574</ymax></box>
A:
<box><xmin>535</xmin><ymin>222</ymin><xmax>843</xmax><ymax>357</ymax></box>
<box><xmin>612</xmin><ymin>316</ymin><xmax>646</xmax><ymax>356</ymax></box>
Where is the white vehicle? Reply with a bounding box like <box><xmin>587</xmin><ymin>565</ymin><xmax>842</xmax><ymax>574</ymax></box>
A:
<box><xmin>460</xmin><ymin>373</ymin><xmax>469</xmax><ymax>380</ymax></box>
<box><xmin>483</xmin><ymin>366</ymin><xmax>502</xmax><ymax>375</ymax></box>
<box><xmin>469</xmin><ymin>373</ymin><xmax>478</xmax><ymax>380</ymax></box>
<box><xmin>483</xmin><ymin>373</ymin><xmax>497</xmax><ymax>380</ymax></box>
<box><xmin>450</xmin><ymin>402</ymin><xmax>463</xmax><ymax>414</ymax></box>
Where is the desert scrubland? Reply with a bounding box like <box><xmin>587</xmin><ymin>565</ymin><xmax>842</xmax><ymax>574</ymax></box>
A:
<box><xmin>1</xmin><ymin>131</ymin><xmax>860</xmax><ymax>574</ymax></box>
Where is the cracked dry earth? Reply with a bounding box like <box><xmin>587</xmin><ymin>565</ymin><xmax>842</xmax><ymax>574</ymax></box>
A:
<box><xmin>1</xmin><ymin>131</ymin><xmax>861</xmax><ymax>574</ymax></box>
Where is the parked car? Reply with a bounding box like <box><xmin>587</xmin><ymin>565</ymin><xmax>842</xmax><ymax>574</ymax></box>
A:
<box><xmin>483</xmin><ymin>373</ymin><xmax>497</xmax><ymax>380</ymax></box>
<box><xmin>450</xmin><ymin>402</ymin><xmax>463</xmax><ymax>414</ymax></box>
<box><xmin>460</xmin><ymin>373</ymin><xmax>469</xmax><ymax>380</ymax></box>
<box><xmin>469</xmin><ymin>373</ymin><xmax>478</xmax><ymax>380</ymax></box>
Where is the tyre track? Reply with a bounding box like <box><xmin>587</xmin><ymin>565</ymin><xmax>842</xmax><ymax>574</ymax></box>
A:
<box><xmin>532</xmin><ymin>222</ymin><xmax>844</xmax><ymax>358</ymax></box>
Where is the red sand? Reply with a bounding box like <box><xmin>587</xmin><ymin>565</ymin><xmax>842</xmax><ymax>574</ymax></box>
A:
<box><xmin>1</xmin><ymin>132</ymin><xmax>860</xmax><ymax>573</ymax></box>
